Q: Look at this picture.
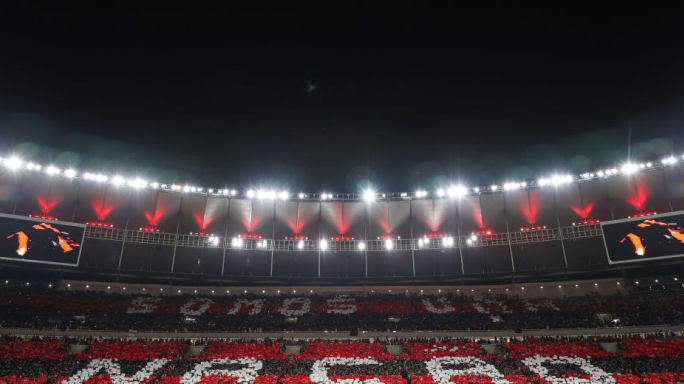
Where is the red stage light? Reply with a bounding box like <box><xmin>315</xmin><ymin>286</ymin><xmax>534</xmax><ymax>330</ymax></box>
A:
<box><xmin>190</xmin><ymin>231</ymin><xmax>209</xmax><ymax>236</ymax></box>
<box><xmin>573</xmin><ymin>218</ymin><xmax>599</xmax><ymax>226</ymax></box>
<box><xmin>520</xmin><ymin>225</ymin><xmax>546</xmax><ymax>232</ymax></box>
<box><xmin>29</xmin><ymin>214</ymin><xmax>57</xmax><ymax>221</ymax></box>
<box><xmin>240</xmin><ymin>233</ymin><xmax>261</xmax><ymax>239</ymax></box>
<box><xmin>424</xmin><ymin>232</ymin><xmax>445</xmax><ymax>238</ymax></box>
<box><xmin>139</xmin><ymin>226</ymin><xmax>160</xmax><ymax>232</ymax></box>
<box><xmin>86</xmin><ymin>221</ymin><xmax>114</xmax><ymax>228</ymax></box>
<box><xmin>286</xmin><ymin>234</ymin><xmax>308</xmax><ymax>240</ymax></box>
<box><xmin>332</xmin><ymin>234</ymin><xmax>354</xmax><ymax>241</ymax></box>
<box><xmin>628</xmin><ymin>210</ymin><xmax>657</xmax><ymax>218</ymax></box>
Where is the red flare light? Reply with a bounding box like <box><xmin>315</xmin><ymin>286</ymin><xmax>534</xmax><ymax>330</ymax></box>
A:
<box><xmin>86</xmin><ymin>221</ymin><xmax>114</xmax><ymax>228</ymax></box>
<box><xmin>473</xmin><ymin>229</ymin><xmax>493</xmax><ymax>236</ymax></box>
<box><xmin>424</xmin><ymin>232</ymin><xmax>445</xmax><ymax>238</ymax></box>
<box><xmin>30</xmin><ymin>214</ymin><xmax>57</xmax><ymax>221</ymax></box>
<box><xmin>628</xmin><ymin>211</ymin><xmax>657</xmax><ymax>218</ymax></box>
<box><xmin>573</xmin><ymin>218</ymin><xmax>599</xmax><ymax>226</ymax></box>
<box><xmin>190</xmin><ymin>231</ymin><xmax>209</xmax><ymax>236</ymax></box>
<box><xmin>520</xmin><ymin>225</ymin><xmax>546</xmax><ymax>232</ymax></box>
<box><xmin>332</xmin><ymin>234</ymin><xmax>354</xmax><ymax>241</ymax></box>
<box><xmin>139</xmin><ymin>226</ymin><xmax>160</xmax><ymax>232</ymax></box>
<box><xmin>286</xmin><ymin>234</ymin><xmax>308</xmax><ymax>240</ymax></box>
<box><xmin>240</xmin><ymin>233</ymin><xmax>262</xmax><ymax>239</ymax></box>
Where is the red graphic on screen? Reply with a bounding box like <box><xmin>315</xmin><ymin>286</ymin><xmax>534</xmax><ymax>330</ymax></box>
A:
<box><xmin>5</xmin><ymin>222</ymin><xmax>80</xmax><ymax>258</ymax></box>
<box><xmin>620</xmin><ymin>233</ymin><xmax>645</xmax><ymax>256</ymax></box>
<box><xmin>6</xmin><ymin>231</ymin><xmax>28</xmax><ymax>256</ymax></box>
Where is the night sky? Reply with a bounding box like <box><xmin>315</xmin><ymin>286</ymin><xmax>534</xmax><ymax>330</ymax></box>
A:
<box><xmin>1</xmin><ymin>3</ymin><xmax>683</xmax><ymax>193</ymax></box>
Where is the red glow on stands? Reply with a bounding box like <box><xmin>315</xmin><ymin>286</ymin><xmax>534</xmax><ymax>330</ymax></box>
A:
<box><xmin>377</xmin><ymin>234</ymin><xmax>395</xmax><ymax>240</ymax></box>
<box><xmin>334</xmin><ymin>203</ymin><xmax>349</xmax><ymax>234</ymax></box>
<box><xmin>91</xmin><ymin>202</ymin><xmax>115</xmax><ymax>221</ymax></box>
<box><xmin>36</xmin><ymin>196</ymin><xmax>59</xmax><ymax>214</ymax></box>
<box><xmin>626</xmin><ymin>178</ymin><xmax>649</xmax><ymax>210</ymax></box>
<box><xmin>378</xmin><ymin>219</ymin><xmax>391</xmax><ymax>234</ymax></box>
<box><xmin>30</xmin><ymin>214</ymin><xmax>57</xmax><ymax>221</ymax></box>
<box><xmin>144</xmin><ymin>210</ymin><xmax>164</xmax><ymax>226</ymax></box>
<box><xmin>628</xmin><ymin>210</ymin><xmax>657</xmax><ymax>218</ymax></box>
<box><xmin>190</xmin><ymin>231</ymin><xmax>208</xmax><ymax>236</ymax></box>
<box><xmin>286</xmin><ymin>219</ymin><xmax>306</xmax><ymax>234</ymax></box>
<box><xmin>473</xmin><ymin>229</ymin><xmax>493</xmax><ymax>236</ymax></box>
<box><xmin>520</xmin><ymin>225</ymin><xmax>546</xmax><ymax>232</ymax></box>
<box><xmin>425</xmin><ymin>218</ymin><xmax>442</xmax><ymax>232</ymax></box>
<box><xmin>520</xmin><ymin>192</ymin><xmax>539</xmax><ymax>224</ymax></box>
<box><xmin>573</xmin><ymin>218</ymin><xmax>599</xmax><ymax>226</ymax></box>
<box><xmin>472</xmin><ymin>208</ymin><xmax>484</xmax><ymax>229</ymax></box>
<box><xmin>424</xmin><ymin>232</ymin><xmax>445</xmax><ymax>238</ymax></box>
<box><xmin>332</xmin><ymin>234</ymin><xmax>354</xmax><ymax>241</ymax></box>
<box><xmin>193</xmin><ymin>213</ymin><xmax>214</xmax><ymax>230</ymax></box>
<box><xmin>87</xmin><ymin>221</ymin><xmax>114</xmax><ymax>228</ymax></box>
<box><xmin>139</xmin><ymin>226</ymin><xmax>159</xmax><ymax>232</ymax></box>
<box><xmin>240</xmin><ymin>233</ymin><xmax>262</xmax><ymax>239</ymax></box>
<box><xmin>240</xmin><ymin>217</ymin><xmax>260</xmax><ymax>232</ymax></box>
<box><xmin>286</xmin><ymin>234</ymin><xmax>308</xmax><ymax>240</ymax></box>
<box><xmin>571</xmin><ymin>203</ymin><xmax>595</xmax><ymax>219</ymax></box>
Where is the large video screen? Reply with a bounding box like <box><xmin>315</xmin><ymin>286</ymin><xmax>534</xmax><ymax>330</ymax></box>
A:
<box><xmin>602</xmin><ymin>211</ymin><xmax>684</xmax><ymax>264</ymax></box>
<box><xmin>0</xmin><ymin>213</ymin><xmax>84</xmax><ymax>266</ymax></box>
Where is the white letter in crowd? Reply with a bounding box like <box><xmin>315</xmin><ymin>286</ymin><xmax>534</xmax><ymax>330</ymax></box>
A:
<box><xmin>179</xmin><ymin>298</ymin><xmax>214</xmax><ymax>316</ymax></box>
<box><xmin>62</xmin><ymin>359</ymin><xmax>169</xmax><ymax>384</ymax></box>
<box><xmin>325</xmin><ymin>296</ymin><xmax>358</xmax><ymax>314</ymax></box>
<box><xmin>226</xmin><ymin>299</ymin><xmax>265</xmax><ymax>315</ymax></box>
<box><xmin>425</xmin><ymin>356</ymin><xmax>511</xmax><ymax>384</ymax></box>
<box><xmin>126</xmin><ymin>297</ymin><xmax>162</xmax><ymax>314</ymax></box>
<box><xmin>521</xmin><ymin>356</ymin><xmax>615</xmax><ymax>384</ymax></box>
<box><xmin>310</xmin><ymin>357</ymin><xmax>383</xmax><ymax>384</ymax></box>
<box><xmin>422</xmin><ymin>297</ymin><xmax>455</xmax><ymax>314</ymax></box>
<box><xmin>279</xmin><ymin>297</ymin><xmax>312</xmax><ymax>316</ymax></box>
<box><xmin>180</xmin><ymin>358</ymin><xmax>262</xmax><ymax>384</ymax></box>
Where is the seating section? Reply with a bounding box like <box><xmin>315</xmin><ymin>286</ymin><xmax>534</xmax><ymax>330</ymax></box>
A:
<box><xmin>1</xmin><ymin>288</ymin><xmax>684</xmax><ymax>332</ymax></box>
<box><xmin>1</xmin><ymin>336</ymin><xmax>684</xmax><ymax>384</ymax></box>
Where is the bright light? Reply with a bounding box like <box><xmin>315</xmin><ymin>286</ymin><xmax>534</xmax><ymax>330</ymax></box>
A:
<box><xmin>150</xmin><ymin>182</ymin><xmax>160</xmax><ymax>189</ymax></box>
<box><xmin>490</xmin><ymin>184</ymin><xmax>498</xmax><ymax>192</ymax></box>
<box><xmin>230</xmin><ymin>189</ymin><xmax>237</xmax><ymax>196</ymax></box>
<box><xmin>621</xmin><ymin>162</ymin><xmax>638</xmax><ymax>174</ymax></box>
<box><xmin>320</xmin><ymin>192</ymin><xmax>329</xmax><ymax>200</ymax></box>
<box><xmin>384</xmin><ymin>239</ymin><xmax>393</xmax><ymax>250</ymax></box>
<box><xmin>208</xmin><ymin>236</ymin><xmax>220</xmax><ymax>246</ymax></box>
<box><xmin>128</xmin><ymin>178</ymin><xmax>147</xmax><ymax>189</ymax></box>
<box><xmin>473</xmin><ymin>187</ymin><xmax>480</xmax><ymax>193</ymax></box>
<box><xmin>447</xmin><ymin>185</ymin><xmax>467</xmax><ymax>198</ymax></box>
<box><xmin>246</xmin><ymin>189</ymin><xmax>255</xmax><ymax>199</ymax></box>
<box><xmin>112</xmin><ymin>176</ymin><xmax>126</xmax><ymax>186</ymax></box>
<box><xmin>436</xmin><ymin>188</ymin><xmax>445</xmax><ymax>197</ymax></box>
<box><xmin>298</xmin><ymin>192</ymin><xmax>306</xmax><ymax>199</ymax></box>
<box><xmin>662</xmin><ymin>156</ymin><xmax>678</xmax><ymax>165</ymax></box>
<box><xmin>442</xmin><ymin>236</ymin><xmax>454</xmax><ymax>247</ymax></box>
<box><xmin>357</xmin><ymin>241</ymin><xmax>366</xmax><ymax>250</ymax></box>
<box><xmin>319</xmin><ymin>239</ymin><xmax>328</xmax><ymax>251</ymax></box>
<box><xmin>257</xmin><ymin>189</ymin><xmax>267</xmax><ymax>199</ymax></box>
<box><xmin>278</xmin><ymin>190</ymin><xmax>289</xmax><ymax>200</ymax></box>
<box><xmin>45</xmin><ymin>165</ymin><xmax>60</xmax><ymax>176</ymax></box>
<box><xmin>231</xmin><ymin>237</ymin><xmax>243</xmax><ymax>248</ymax></box>
<box><xmin>362</xmin><ymin>189</ymin><xmax>376</xmax><ymax>203</ymax></box>
<box><xmin>415</xmin><ymin>190</ymin><xmax>428</xmax><ymax>198</ymax></box>
<box><xmin>4</xmin><ymin>156</ymin><xmax>22</xmax><ymax>171</ymax></box>
<box><xmin>297</xmin><ymin>240</ymin><xmax>305</xmax><ymax>250</ymax></box>
<box><xmin>63</xmin><ymin>168</ymin><xmax>77</xmax><ymax>178</ymax></box>
<box><xmin>417</xmin><ymin>238</ymin><xmax>424</xmax><ymax>248</ymax></box>
<box><xmin>25</xmin><ymin>162</ymin><xmax>41</xmax><ymax>171</ymax></box>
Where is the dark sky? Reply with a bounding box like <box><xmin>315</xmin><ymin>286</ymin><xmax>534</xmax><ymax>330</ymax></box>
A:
<box><xmin>1</xmin><ymin>3</ymin><xmax>684</xmax><ymax>193</ymax></box>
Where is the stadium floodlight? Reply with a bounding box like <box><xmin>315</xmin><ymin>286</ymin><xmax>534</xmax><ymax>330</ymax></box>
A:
<box><xmin>447</xmin><ymin>185</ymin><xmax>467</xmax><ymax>198</ymax></box>
<box><xmin>621</xmin><ymin>162</ymin><xmax>638</xmax><ymax>174</ymax></box>
<box><xmin>230</xmin><ymin>189</ymin><xmax>237</xmax><ymax>196</ymax></box>
<box><xmin>4</xmin><ymin>156</ymin><xmax>22</xmax><ymax>171</ymax></box>
<box><xmin>45</xmin><ymin>165</ymin><xmax>60</xmax><ymax>176</ymax></box>
<box><xmin>278</xmin><ymin>190</ymin><xmax>289</xmax><ymax>200</ymax></box>
<box><xmin>442</xmin><ymin>236</ymin><xmax>454</xmax><ymax>247</ymax></box>
<box><xmin>298</xmin><ymin>192</ymin><xmax>306</xmax><ymax>199</ymax></box>
<box><xmin>357</xmin><ymin>241</ymin><xmax>366</xmax><ymax>250</ymax></box>
<box><xmin>415</xmin><ymin>190</ymin><xmax>428</xmax><ymax>198</ymax></box>
<box><xmin>128</xmin><ymin>178</ymin><xmax>147</xmax><ymax>189</ymax></box>
<box><xmin>363</xmin><ymin>189</ymin><xmax>376</xmax><ymax>203</ymax></box>
<box><xmin>473</xmin><ymin>187</ymin><xmax>480</xmax><ymax>193</ymax></box>
<box><xmin>417</xmin><ymin>238</ymin><xmax>424</xmax><ymax>248</ymax></box>
<box><xmin>319</xmin><ymin>239</ymin><xmax>328</xmax><ymax>251</ymax></box>
<box><xmin>231</xmin><ymin>237</ymin><xmax>243</xmax><ymax>248</ymax></box>
<box><xmin>63</xmin><ymin>168</ymin><xmax>77</xmax><ymax>178</ymax></box>
<box><xmin>112</xmin><ymin>175</ymin><xmax>126</xmax><ymax>186</ymax></box>
<box><xmin>384</xmin><ymin>239</ymin><xmax>393</xmax><ymax>250</ymax></box>
<box><xmin>436</xmin><ymin>188</ymin><xmax>445</xmax><ymax>197</ymax></box>
<box><xmin>297</xmin><ymin>240</ymin><xmax>305</xmax><ymax>250</ymax></box>
<box><xmin>490</xmin><ymin>184</ymin><xmax>498</xmax><ymax>192</ymax></box>
<box><xmin>320</xmin><ymin>192</ymin><xmax>328</xmax><ymax>200</ymax></box>
<box><xmin>246</xmin><ymin>189</ymin><xmax>255</xmax><ymax>199</ymax></box>
<box><xmin>149</xmin><ymin>182</ymin><xmax>159</xmax><ymax>189</ymax></box>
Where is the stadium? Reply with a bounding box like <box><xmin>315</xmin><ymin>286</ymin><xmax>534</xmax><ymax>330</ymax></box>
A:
<box><xmin>3</xmin><ymin>3</ymin><xmax>684</xmax><ymax>384</ymax></box>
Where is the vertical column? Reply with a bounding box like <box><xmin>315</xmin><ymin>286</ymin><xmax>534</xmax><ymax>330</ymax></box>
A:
<box><xmin>364</xmin><ymin>201</ymin><xmax>369</xmax><ymax>278</ymax></box>
<box><xmin>270</xmin><ymin>200</ymin><xmax>276</xmax><ymax>277</ymax></box>
<box><xmin>170</xmin><ymin>193</ymin><xmax>184</xmax><ymax>273</ymax></box>
<box><xmin>221</xmin><ymin>197</ymin><xmax>231</xmax><ymax>276</ymax></box>
<box><xmin>661</xmin><ymin>168</ymin><xmax>675</xmax><ymax>212</ymax></box>
<box><xmin>11</xmin><ymin>173</ymin><xmax>25</xmax><ymax>215</ymax></box>
<box><xmin>456</xmin><ymin>199</ymin><xmax>465</xmax><ymax>275</ymax></box>
<box><xmin>503</xmin><ymin>195</ymin><xmax>516</xmax><ymax>273</ymax></box>
<box><xmin>552</xmin><ymin>188</ymin><xmax>569</xmax><ymax>269</ymax></box>
<box><xmin>70</xmin><ymin>179</ymin><xmax>82</xmax><ymax>222</ymax></box>
<box><xmin>116</xmin><ymin>189</ymin><xmax>133</xmax><ymax>270</ymax></box>
<box><xmin>409</xmin><ymin>199</ymin><xmax>416</xmax><ymax>277</ymax></box>
<box><xmin>317</xmin><ymin>199</ymin><xmax>322</xmax><ymax>278</ymax></box>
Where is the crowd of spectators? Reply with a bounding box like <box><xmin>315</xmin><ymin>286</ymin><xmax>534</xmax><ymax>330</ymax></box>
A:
<box><xmin>0</xmin><ymin>334</ymin><xmax>683</xmax><ymax>384</ymax></box>
<box><xmin>1</xmin><ymin>287</ymin><xmax>683</xmax><ymax>332</ymax></box>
